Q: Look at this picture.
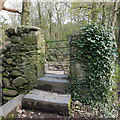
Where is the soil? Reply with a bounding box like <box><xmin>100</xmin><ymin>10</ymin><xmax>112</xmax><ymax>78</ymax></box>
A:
<box><xmin>16</xmin><ymin>109</ymin><xmax>71</xmax><ymax>119</ymax></box>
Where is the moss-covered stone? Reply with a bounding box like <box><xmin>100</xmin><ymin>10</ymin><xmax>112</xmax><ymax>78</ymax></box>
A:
<box><xmin>17</xmin><ymin>53</ymin><xmax>26</xmax><ymax>56</ymax></box>
<box><xmin>10</xmin><ymin>70</ymin><xmax>22</xmax><ymax>77</ymax></box>
<box><xmin>14</xmin><ymin>66</ymin><xmax>20</xmax><ymax>70</ymax></box>
<box><xmin>1</xmin><ymin>56</ymin><xmax>7</xmax><ymax>62</ymax></box>
<box><xmin>3</xmin><ymin>25</ymin><xmax>45</xmax><ymax>93</ymax></box>
<box><xmin>2</xmin><ymin>66</ymin><xmax>5</xmax><ymax>72</ymax></box>
<box><xmin>20</xmin><ymin>33</ymin><xmax>37</xmax><ymax>45</ymax></box>
<box><xmin>6</xmin><ymin>58</ymin><xmax>13</xmax><ymax>64</ymax></box>
<box><xmin>2</xmin><ymin>48</ymin><xmax>7</xmax><ymax>54</ymax></box>
<box><xmin>5</xmin><ymin>52</ymin><xmax>11</xmax><ymax>58</ymax></box>
<box><xmin>3</xmin><ymin>72</ymin><xmax>9</xmax><ymax>77</ymax></box>
<box><xmin>3</xmin><ymin>96</ymin><xmax>14</xmax><ymax>101</ymax></box>
<box><xmin>5</xmin><ymin>25</ymin><xmax>41</xmax><ymax>37</ymax></box>
<box><xmin>3</xmin><ymin>78</ymin><xmax>11</xmax><ymax>88</ymax></box>
<box><xmin>3</xmin><ymin>89</ymin><xmax>18</xmax><ymax>97</ymax></box>
<box><xmin>10</xmin><ymin>36</ymin><xmax>21</xmax><ymax>44</ymax></box>
<box><xmin>22</xmin><ymin>64</ymin><xmax>37</xmax><ymax>85</ymax></box>
<box><xmin>11</xmin><ymin>62</ymin><xmax>17</xmax><ymax>66</ymax></box>
<box><xmin>13</xmin><ymin>77</ymin><xmax>27</xmax><ymax>87</ymax></box>
<box><xmin>6</xmin><ymin>67</ymin><xmax>13</xmax><ymax>72</ymax></box>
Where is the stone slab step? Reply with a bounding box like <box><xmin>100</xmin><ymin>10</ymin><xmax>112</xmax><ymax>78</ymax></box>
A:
<box><xmin>44</xmin><ymin>74</ymin><xmax>69</xmax><ymax>79</ymax></box>
<box><xmin>46</xmin><ymin>71</ymin><xmax>65</xmax><ymax>75</ymax></box>
<box><xmin>22</xmin><ymin>89</ymin><xmax>71</xmax><ymax>114</ymax></box>
<box><xmin>37</xmin><ymin>77</ymin><xmax>69</xmax><ymax>93</ymax></box>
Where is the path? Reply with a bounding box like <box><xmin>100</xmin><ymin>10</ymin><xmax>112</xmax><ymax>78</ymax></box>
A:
<box><xmin>21</xmin><ymin>72</ymin><xmax>71</xmax><ymax>116</ymax></box>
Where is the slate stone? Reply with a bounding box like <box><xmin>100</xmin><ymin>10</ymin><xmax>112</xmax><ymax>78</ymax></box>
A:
<box><xmin>10</xmin><ymin>70</ymin><xmax>21</xmax><ymax>77</ymax></box>
<box><xmin>13</xmin><ymin>77</ymin><xmax>27</xmax><ymax>87</ymax></box>
<box><xmin>3</xmin><ymin>78</ymin><xmax>11</xmax><ymax>88</ymax></box>
<box><xmin>10</xmin><ymin>36</ymin><xmax>20</xmax><ymax>44</ymax></box>
<box><xmin>2</xmin><ymin>49</ymin><xmax>7</xmax><ymax>54</ymax></box>
<box><xmin>37</xmin><ymin>76</ymin><xmax>69</xmax><ymax>93</ymax></box>
<box><xmin>6</xmin><ymin>58</ymin><xmax>13</xmax><ymax>65</ymax></box>
<box><xmin>1</xmin><ymin>56</ymin><xmax>7</xmax><ymax>62</ymax></box>
<box><xmin>3</xmin><ymin>90</ymin><xmax>18</xmax><ymax>97</ymax></box>
<box><xmin>6</xmin><ymin>67</ymin><xmax>13</xmax><ymax>72</ymax></box>
<box><xmin>2</xmin><ymin>67</ymin><xmax>5</xmax><ymax>72</ymax></box>
<box><xmin>22</xmin><ymin>89</ymin><xmax>71</xmax><ymax>114</ymax></box>
<box><xmin>44</xmin><ymin>74</ymin><xmax>69</xmax><ymax>79</ymax></box>
<box><xmin>3</xmin><ymin>72</ymin><xmax>9</xmax><ymax>78</ymax></box>
<box><xmin>5</xmin><ymin>52</ymin><xmax>11</xmax><ymax>58</ymax></box>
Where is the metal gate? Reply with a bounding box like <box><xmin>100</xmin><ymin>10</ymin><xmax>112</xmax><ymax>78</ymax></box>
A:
<box><xmin>46</xmin><ymin>40</ymin><xmax>70</xmax><ymax>74</ymax></box>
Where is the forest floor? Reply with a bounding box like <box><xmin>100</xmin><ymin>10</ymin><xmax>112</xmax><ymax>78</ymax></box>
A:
<box><xmin>16</xmin><ymin>108</ymin><xmax>97</xmax><ymax>119</ymax></box>
<box><xmin>15</xmin><ymin>100</ymin><xmax>119</xmax><ymax>119</ymax></box>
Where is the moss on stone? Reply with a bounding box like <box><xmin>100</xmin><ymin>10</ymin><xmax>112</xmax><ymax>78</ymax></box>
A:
<box><xmin>2</xmin><ymin>25</ymin><xmax>45</xmax><ymax>93</ymax></box>
<box><xmin>3</xmin><ymin>78</ymin><xmax>11</xmax><ymax>88</ymax></box>
<box><xmin>3</xmin><ymin>72</ymin><xmax>9</xmax><ymax>78</ymax></box>
<box><xmin>13</xmin><ymin>77</ymin><xmax>27</xmax><ymax>87</ymax></box>
<box><xmin>10</xmin><ymin>36</ymin><xmax>21</xmax><ymax>44</ymax></box>
<box><xmin>10</xmin><ymin>70</ymin><xmax>22</xmax><ymax>77</ymax></box>
<box><xmin>6</xmin><ymin>67</ymin><xmax>13</xmax><ymax>72</ymax></box>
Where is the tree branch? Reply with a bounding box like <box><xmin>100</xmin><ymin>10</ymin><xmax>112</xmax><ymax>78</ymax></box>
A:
<box><xmin>0</xmin><ymin>0</ymin><xmax>21</xmax><ymax>14</ymax></box>
<box><xmin>3</xmin><ymin>6</ymin><xmax>21</xmax><ymax>14</ymax></box>
<box><xmin>114</xmin><ymin>7</ymin><xmax>120</xmax><ymax>13</ymax></box>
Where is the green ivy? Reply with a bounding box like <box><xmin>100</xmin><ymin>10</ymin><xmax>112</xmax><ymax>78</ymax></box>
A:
<box><xmin>69</xmin><ymin>23</ymin><xmax>117</xmax><ymax>104</ymax></box>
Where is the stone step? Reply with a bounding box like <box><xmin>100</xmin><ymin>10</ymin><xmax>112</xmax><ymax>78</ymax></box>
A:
<box><xmin>44</xmin><ymin>74</ymin><xmax>69</xmax><ymax>79</ymax></box>
<box><xmin>37</xmin><ymin>76</ymin><xmax>69</xmax><ymax>93</ymax></box>
<box><xmin>22</xmin><ymin>89</ymin><xmax>71</xmax><ymax>114</ymax></box>
<box><xmin>46</xmin><ymin>70</ymin><xmax>65</xmax><ymax>75</ymax></box>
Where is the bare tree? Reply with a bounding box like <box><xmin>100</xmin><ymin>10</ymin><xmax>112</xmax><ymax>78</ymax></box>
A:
<box><xmin>37</xmin><ymin>1</ymin><xmax>42</xmax><ymax>27</ymax></box>
<box><xmin>21</xmin><ymin>0</ymin><xmax>30</xmax><ymax>25</ymax></box>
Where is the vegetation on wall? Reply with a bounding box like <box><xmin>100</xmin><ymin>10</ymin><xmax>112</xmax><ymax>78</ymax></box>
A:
<box><xmin>69</xmin><ymin>23</ymin><xmax>118</xmax><ymax>117</ymax></box>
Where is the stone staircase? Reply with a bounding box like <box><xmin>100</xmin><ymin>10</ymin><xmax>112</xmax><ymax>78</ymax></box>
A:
<box><xmin>22</xmin><ymin>73</ymin><xmax>71</xmax><ymax>114</ymax></box>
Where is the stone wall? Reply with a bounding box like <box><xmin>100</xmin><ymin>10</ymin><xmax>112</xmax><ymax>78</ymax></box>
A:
<box><xmin>70</xmin><ymin>32</ymin><xmax>86</xmax><ymax>80</ymax></box>
<box><xmin>69</xmin><ymin>32</ymin><xmax>87</xmax><ymax>98</ymax></box>
<box><xmin>1</xmin><ymin>25</ymin><xmax>45</xmax><ymax>101</ymax></box>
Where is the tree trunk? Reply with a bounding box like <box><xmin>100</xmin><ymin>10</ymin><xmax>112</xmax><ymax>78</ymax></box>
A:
<box><xmin>48</xmin><ymin>10</ymin><xmax>52</xmax><ymax>39</ymax></box>
<box><xmin>21</xmin><ymin>1</ymin><xmax>30</xmax><ymax>25</ymax></box>
<box><xmin>112</xmin><ymin>2</ymin><xmax>118</xmax><ymax>30</ymax></box>
<box><xmin>91</xmin><ymin>2</ymin><xmax>98</xmax><ymax>22</ymax></box>
<box><xmin>102</xmin><ymin>3</ymin><xmax>105</xmax><ymax>26</ymax></box>
<box><xmin>50</xmin><ymin>13</ymin><xmax>52</xmax><ymax>39</ymax></box>
<box><xmin>55</xmin><ymin>3</ymin><xmax>62</xmax><ymax>39</ymax></box>
<box><xmin>45</xmin><ymin>2</ymin><xmax>53</xmax><ymax>39</ymax></box>
<box><xmin>37</xmin><ymin>1</ymin><xmax>42</xmax><ymax>27</ymax></box>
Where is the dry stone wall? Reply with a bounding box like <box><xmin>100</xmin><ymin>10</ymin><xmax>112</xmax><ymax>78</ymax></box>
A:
<box><xmin>70</xmin><ymin>32</ymin><xmax>86</xmax><ymax>80</ymax></box>
<box><xmin>1</xmin><ymin>25</ymin><xmax>45</xmax><ymax>101</ymax></box>
<box><xmin>69</xmin><ymin>32</ymin><xmax>88</xmax><ymax>98</ymax></box>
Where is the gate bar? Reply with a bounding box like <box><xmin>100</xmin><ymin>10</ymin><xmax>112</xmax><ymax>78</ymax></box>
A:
<box><xmin>46</xmin><ymin>40</ymin><xmax>69</xmax><ymax>43</ymax></box>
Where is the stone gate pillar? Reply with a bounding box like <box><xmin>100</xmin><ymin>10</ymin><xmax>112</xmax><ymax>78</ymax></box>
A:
<box><xmin>69</xmin><ymin>32</ymin><xmax>87</xmax><ymax>98</ymax></box>
<box><xmin>70</xmin><ymin>32</ymin><xmax>85</xmax><ymax>81</ymax></box>
<box><xmin>2</xmin><ymin>25</ymin><xmax>45</xmax><ymax>97</ymax></box>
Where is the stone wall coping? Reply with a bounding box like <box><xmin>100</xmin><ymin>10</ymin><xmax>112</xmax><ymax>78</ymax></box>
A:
<box><xmin>5</xmin><ymin>25</ymin><xmax>42</xmax><ymax>37</ymax></box>
<box><xmin>0</xmin><ymin>94</ymin><xmax>25</xmax><ymax>118</ymax></box>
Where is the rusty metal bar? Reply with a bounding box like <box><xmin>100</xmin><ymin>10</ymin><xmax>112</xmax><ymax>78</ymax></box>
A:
<box><xmin>48</xmin><ymin>54</ymin><xmax>69</xmax><ymax>56</ymax></box>
<box><xmin>46</xmin><ymin>39</ymin><xmax>70</xmax><ymax>73</ymax></box>
<box><xmin>47</xmin><ymin>42</ymin><xmax>50</xmax><ymax>70</ymax></box>
<box><xmin>47</xmin><ymin>47</ymin><xmax>68</xmax><ymax>49</ymax></box>
<box><xmin>49</xmin><ymin>60</ymin><xmax>70</xmax><ymax>62</ymax></box>
<box><xmin>46</xmin><ymin>40</ymin><xmax>69</xmax><ymax>42</ymax></box>
<box><xmin>48</xmin><ymin>64</ymin><xmax>70</xmax><ymax>66</ymax></box>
